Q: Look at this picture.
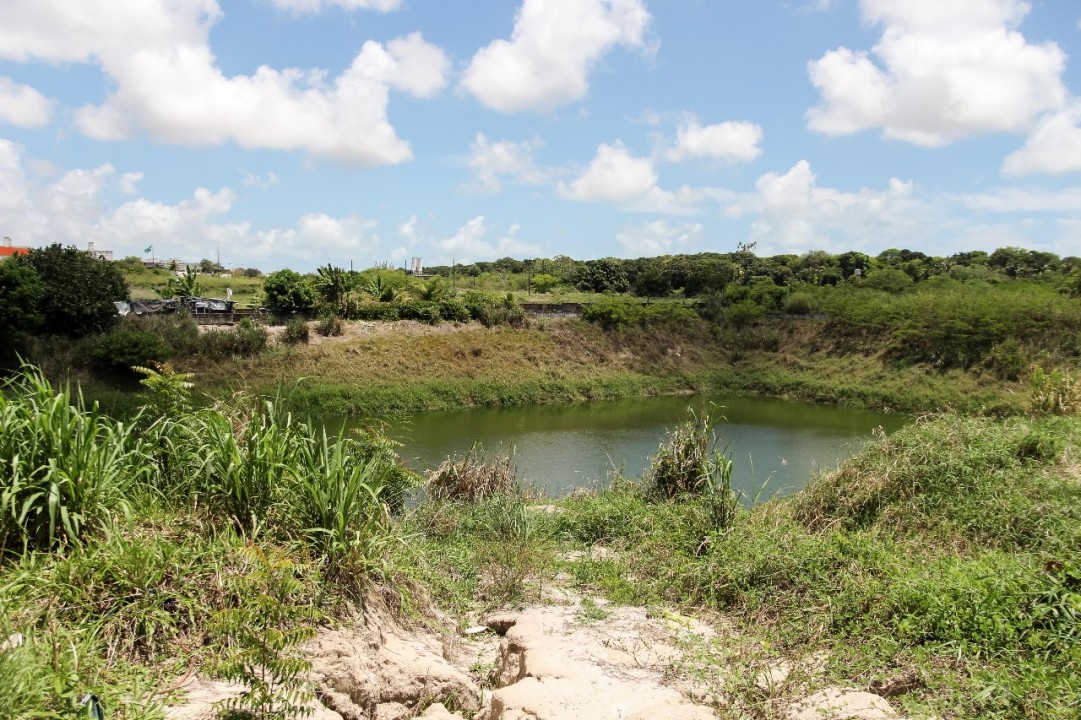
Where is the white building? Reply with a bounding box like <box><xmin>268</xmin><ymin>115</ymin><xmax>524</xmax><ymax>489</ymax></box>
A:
<box><xmin>86</xmin><ymin>241</ymin><xmax>114</xmax><ymax>261</ymax></box>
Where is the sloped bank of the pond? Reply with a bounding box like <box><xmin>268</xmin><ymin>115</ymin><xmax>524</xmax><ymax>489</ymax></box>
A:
<box><xmin>521</xmin><ymin>412</ymin><xmax>1080</xmax><ymax>719</ymax></box>
<box><xmin>179</xmin><ymin>318</ymin><xmax>1030</xmax><ymax>417</ymax></box>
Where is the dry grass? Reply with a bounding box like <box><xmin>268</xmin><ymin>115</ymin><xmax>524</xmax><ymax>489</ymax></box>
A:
<box><xmin>426</xmin><ymin>443</ymin><xmax>517</xmax><ymax>501</ymax></box>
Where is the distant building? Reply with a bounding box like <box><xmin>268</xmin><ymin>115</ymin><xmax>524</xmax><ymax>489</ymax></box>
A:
<box><xmin>142</xmin><ymin>258</ymin><xmax>190</xmax><ymax>272</ymax></box>
<box><xmin>86</xmin><ymin>241</ymin><xmax>114</xmax><ymax>262</ymax></box>
<box><xmin>0</xmin><ymin>237</ymin><xmax>30</xmax><ymax>259</ymax></box>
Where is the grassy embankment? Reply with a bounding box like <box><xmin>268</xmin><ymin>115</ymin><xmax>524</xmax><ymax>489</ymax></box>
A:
<box><xmin>174</xmin><ymin>316</ymin><xmax>1025</xmax><ymax>418</ymax></box>
<box><xmin>94</xmin><ymin>261</ymin><xmax>1079</xmax><ymax>420</ymax></box>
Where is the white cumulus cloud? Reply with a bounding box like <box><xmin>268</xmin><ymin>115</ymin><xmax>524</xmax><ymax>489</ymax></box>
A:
<box><xmin>1002</xmin><ymin>103</ymin><xmax>1081</xmax><ymax>176</ymax></box>
<box><xmin>558</xmin><ymin>142</ymin><xmax>706</xmax><ymax>215</ymax></box>
<box><xmin>0</xmin><ymin>1</ymin><xmax>450</xmax><ymax>165</ymax></box>
<box><xmin>437</xmin><ymin>216</ymin><xmax>539</xmax><ymax>262</ymax></box>
<box><xmin>0</xmin><ymin>139</ymin><xmax>381</xmax><ymax>269</ymax></box>
<box><xmin>616</xmin><ymin>220</ymin><xmax>703</xmax><ymax>256</ymax></box>
<box><xmin>959</xmin><ymin>187</ymin><xmax>1081</xmax><ymax>213</ymax></box>
<box><xmin>461</xmin><ymin>0</ymin><xmax>652</xmax><ymax>112</ymax></box>
<box><xmin>466</xmin><ymin>133</ymin><xmax>549</xmax><ymax>194</ymax></box>
<box><xmin>731</xmin><ymin>160</ymin><xmax>927</xmax><ymax>253</ymax></box>
<box><xmin>665</xmin><ymin>118</ymin><xmax>763</xmax><ymax>163</ymax></box>
<box><xmin>0</xmin><ymin>78</ymin><xmax>53</xmax><ymax>128</ymax></box>
<box><xmin>806</xmin><ymin>0</ymin><xmax>1068</xmax><ymax>146</ymax></box>
<box><xmin>559</xmin><ymin>142</ymin><xmax>657</xmax><ymax>204</ymax></box>
<box><xmin>267</xmin><ymin>0</ymin><xmax>401</xmax><ymax>14</ymax></box>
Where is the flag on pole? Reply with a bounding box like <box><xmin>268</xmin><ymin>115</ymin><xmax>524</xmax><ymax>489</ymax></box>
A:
<box><xmin>144</xmin><ymin>245</ymin><xmax>152</xmax><ymax>254</ymax></box>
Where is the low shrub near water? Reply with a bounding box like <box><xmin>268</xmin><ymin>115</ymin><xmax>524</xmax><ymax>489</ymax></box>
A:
<box><xmin>426</xmin><ymin>442</ymin><xmax>517</xmax><ymax>502</ymax></box>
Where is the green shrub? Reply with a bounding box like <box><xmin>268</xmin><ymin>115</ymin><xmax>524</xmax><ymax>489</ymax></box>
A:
<box><xmin>1030</xmin><ymin>366</ymin><xmax>1080</xmax><ymax>416</ymax></box>
<box><xmin>282</xmin><ymin>319</ymin><xmax>310</xmax><ymax>345</ymax></box>
<box><xmin>438</xmin><ymin>298</ymin><xmax>470</xmax><ymax>323</ymax></box>
<box><xmin>214</xmin><ymin>545</ymin><xmax>317</xmax><ymax>720</ymax></box>
<box><xmin>783</xmin><ymin>292</ymin><xmax>814</xmax><ymax>315</ymax></box>
<box><xmin>89</xmin><ymin>328</ymin><xmax>172</xmax><ymax>376</ymax></box>
<box><xmin>316</xmin><ymin>313</ymin><xmax>343</xmax><ymax>337</ymax></box>
<box><xmin>345</xmin><ymin>300</ymin><xmax>399</xmax><ymax>322</ymax></box>
<box><xmin>263</xmin><ymin>269</ymin><xmax>315</xmax><ymax>314</ymax></box>
<box><xmin>288</xmin><ymin>429</ymin><xmax>397</xmax><ymax>586</ymax></box>
<box><xmin>397</xmin><ymin>300</ymin><xmax>442</xmax><ymax>325</ymax></box>
<box><xmin>129</xmin><ymin>312</ymin><xmax>200</xmax><ymax>357</ymax></box>
<box><xmin>198</xmin><ymin>319</ymin><xmax>268</xmax><ymax>359</ymax></box>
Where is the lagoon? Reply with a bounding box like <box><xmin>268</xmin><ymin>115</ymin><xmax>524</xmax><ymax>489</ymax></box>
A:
<box><xmin>343</xmin><ymin>394</ymin><xmax>907</xmax><ymax>501</ymax></box>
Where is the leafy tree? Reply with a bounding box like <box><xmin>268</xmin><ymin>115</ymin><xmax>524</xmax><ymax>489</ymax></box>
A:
<box><xmin>684</xmin><ymin>258</ymin><xmax>738</xmax><ymax>296</ymax></box>
<box><xmin>13</xmin><ymin>244</ymin><xmax>128</xmax><ymax>337</ymax></box>
<box><xmin>864</xmin><ymin>268</ymin><xmax>914</xmax><ymax>293</ymax></box>
<box><xmin>632</xmin><ymin>264</ymin><xmax>672</xmax><ymax>297</ymax></box>
<box><xmin>1062</xmin><ymin>269</ymin><xmax>1081</xmax><ymax>298</ymax></box>
<box><xmin>0</xmin><ymin>260</ymin><xmax>45</xmax><ymax>350</ymax></box>
<box><xmin>836</xmin><ymin>251</ymin><xmax>872</xmax><ymax>280</ymax></box>
<box><xmin>576</xmin><ymin>258</ymin><xmax>629</xmax><ymax>293</ymax></box>
<box><xmin>263</xmin><ymin>269</ymin><xmax>315</xmax><ymax>313</ymax></box>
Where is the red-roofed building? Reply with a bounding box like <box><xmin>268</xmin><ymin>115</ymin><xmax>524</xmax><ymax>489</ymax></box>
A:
<box><xmin>0</xmin><ymin>237</ymin><xmax>30</xmax><ymax>258</ymax></box>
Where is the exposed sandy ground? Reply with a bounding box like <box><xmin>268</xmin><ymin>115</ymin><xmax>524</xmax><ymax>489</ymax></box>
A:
<box><xmin>163</xmin><ymin>557</ymin><xmax>918</xmax><ymax>720</ymax></box>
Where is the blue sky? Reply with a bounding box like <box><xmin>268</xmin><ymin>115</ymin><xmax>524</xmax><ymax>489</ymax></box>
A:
<box><xmin>2</xmin><ymin>0</ymin><xmax>1081</xmax><ymax>271</ymax></box>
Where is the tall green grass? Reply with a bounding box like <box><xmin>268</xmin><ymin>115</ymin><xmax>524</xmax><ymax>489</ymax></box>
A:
<box><xmin>0</xmin><ymin>365</ymin><xmax>150</xmax><ymax>553</ymax></box>
<box><xmin>0</xmin><ymin>363</ymin><xmax>418</xmax><ymax>718</ymax></box>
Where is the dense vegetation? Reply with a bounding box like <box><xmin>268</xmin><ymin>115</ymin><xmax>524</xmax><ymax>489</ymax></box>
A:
<box><xmin>0</xmin><ymin>364</ymin><xmax>419</xmax><ymax>718</ymax></box>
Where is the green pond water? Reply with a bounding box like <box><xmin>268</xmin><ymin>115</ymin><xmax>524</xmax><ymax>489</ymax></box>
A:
<box><xmin>341</xmin><ymin>394</ymin><xmax>907</xmax><ymax>501</ymax></box>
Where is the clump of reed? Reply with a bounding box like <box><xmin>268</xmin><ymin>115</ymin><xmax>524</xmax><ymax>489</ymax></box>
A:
<box><xmin>646</xmin><ymin>408</ymin><xmax>739</xmax><ymax>531</ymax></box>
<box><xmin>426</xmin><ymin>442</ymin><xmax>517</xmax><ymax>502</ymax></box>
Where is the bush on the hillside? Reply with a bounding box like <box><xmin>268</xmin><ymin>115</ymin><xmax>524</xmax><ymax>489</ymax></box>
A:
<box><xmin>198</xmin><ymin>319</ymin><xmax>268</xmax><ymax>359</ymax></box>
<box><xmin>985</xmin><ymin>338</ymin><xmax>1025</xmax><ymax>381</ymax></box>
<box><xmin>783</xmin><ymin>292</ymin><xmax>815</xmax><ymax>315</ymax></box>
<box><xmin>863</xmin><ymin>268</ymin><xmax>914</xmax><ymax>293</ymax></box>
<box><xmin>438</xmin><ymin>298</ymin><xmax>471</xmax><ymax>323</ymax></box>
<box><xmin>316</xmin><ymin>313</ymin><xmax>343</xmax><ymax>337</ymax></box>
<box><xmin>1030</xmin><ymin>366</ymin><xmax>1080</xmax><ymax>416</ymax></box>
<box><xmin>723</xmin><ymin>300</ymin><xmax>765</xmax><ymax>328</ymax></box>
<box><xmin>282</xmin><ymin>319</ymin><xmax>310</xmax><ymax>345</ymax></box>
<box><xmin>397</xmin><ymin>300</ymin><xmax>442</xmax><ymax>325</ymax></box>
<box><xmin>345</xmin><ymin>300</ymin><xmax>399</xmax><ymax>322</ymax></box>
<box><xmin>90</xmin><ymin>329</ymin><xmax>172</xmax><ymax>376</ymax></box>
<box><xmin>582</xmin><ymin>298</ymin><xmax>696</xmax><ymax>331</ymax></box>
<box><xmin>530</xmin><ymin>273</ymin><xmax>562</xmax><ymax>294</ymax></box>
<box><xmin>127</xmin><ymin>312</ymin><xmax>201</xmax><ymax>357</ymax></box>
